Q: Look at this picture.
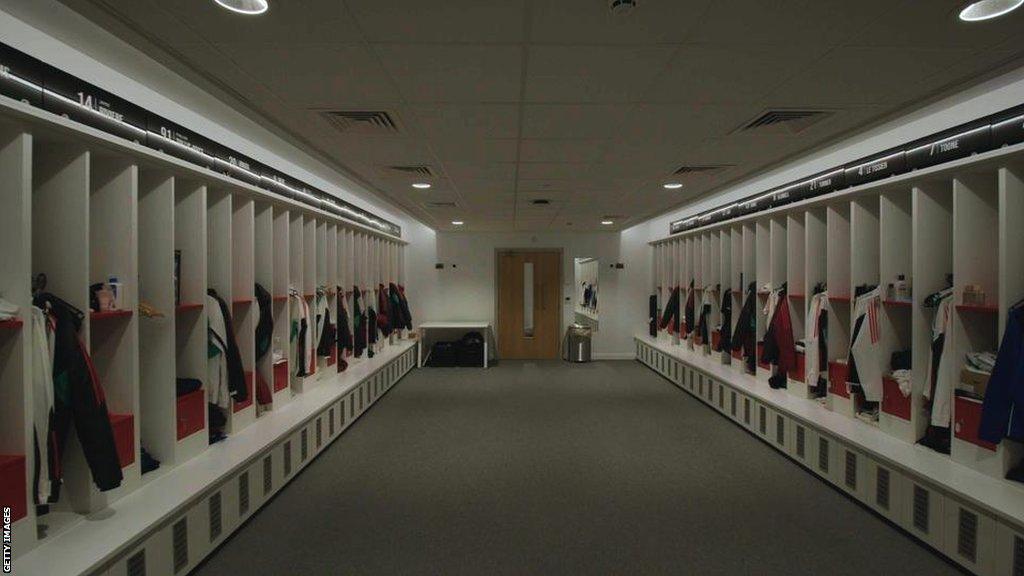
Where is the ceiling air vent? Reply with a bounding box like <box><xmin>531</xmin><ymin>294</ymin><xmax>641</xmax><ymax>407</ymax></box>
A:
<box><xmin>426</xmin><ymin>201</ymin><xmax>457</xmax><ymax>208</ymax></box>
<box><xmin>739</xmin><ymin>109</ymin><xmax>832</xmax><ymax>134</ymax></box>
<box><xmin>320</xmin><ymin>110</ymin><xmax>400</xmax><ymax>134</ymax></box>
<box><xmin>386</xmin><ymin>165</ymin><xmax>433</xmax><ymax>177</ymax></box>
<box><xmin>673</xmin><ymin>165</ymin><xmax>730</xmax><ymax>176</ymax></box>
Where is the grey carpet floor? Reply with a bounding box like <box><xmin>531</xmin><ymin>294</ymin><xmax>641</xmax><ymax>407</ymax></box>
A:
<box><xmin>193</xmin><ymin>360</ymin><xmax>963</xmax><ymax>575</ymax></box>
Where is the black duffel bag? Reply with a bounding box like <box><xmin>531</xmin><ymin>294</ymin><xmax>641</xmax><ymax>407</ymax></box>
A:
<box><xmin>426</xmin><ymin>341</ymin><xmax>458</xmax><ymax>367</ymax></box>
<box><xmin>457</xmin><ymin>331</ymin><xmax>485</xmax><ymax>367</ymax></box>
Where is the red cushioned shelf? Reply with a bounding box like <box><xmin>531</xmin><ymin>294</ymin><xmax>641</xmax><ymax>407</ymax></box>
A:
<box><xmin>955</xmin><ymin>303</ymin><xmax>998</xmax><ymax>314</ymax></box>
<box><xmin>954</xmin><ymin>395</ymin><xmax>997</xmax><ymax>451</ymax></box>
<box><xmin>789</xmin><ymin>351</ymin><xmax>806</xmax><ymax>382</ymax></box>
<box><xmin>175</xmin><ymin>302</ymin><xmax>203</xmax><ymax>314</ymax></box>
<box><xmin>273</xmin><ymin>361</ymin><xmax>289</xmax><ymax>392</ymax></box>
<box><xmin>883</xmin><ymin>299</ymin><xmax>912</xmax><ymax>308</ymax></box>
<box><xmin>91</xmin><ymin>309</ymin><xmax>133</xmax><ymax>321</ymax></box>
<box><xmin>829</xmin><ymin>361</ymin><xmax>850</xmax><ymax>398</ymax></box>
<box><xmin>176</xmin><ymin>389</ymin><xmax>205</xmax><ymax>440</ymax></box>
<box><xmin>0</xmin><ymin>454</ymin><xmax>27</xmax><ymax>521</ymax></box>
<box><xmin>272</xmin><ymin>295</ymin><xmax>288</xmax><ymax>302</ymax></box>
<box><xmin>881</xmin><ymin>375</ymin><xmax>911</xmax><ymax>421</ymax></box>
<box><xmin>109</xmin><ymin>413</ymin><xmax>135</xmax><ymax>468</ymax></box>
<box><xmin>233</xmin><ymin>371</ymin><xmax>255</xmax><ymax>413</ymax></box>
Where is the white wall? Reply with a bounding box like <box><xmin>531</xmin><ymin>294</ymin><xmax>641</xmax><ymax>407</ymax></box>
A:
<box><xmin>413</xmin><ymin>231</ymin><xmax>642</xmax><ymax>359</ymax></box>
<box><xmin>0</xmin><ymin>0</ymin><xmax>410</xmax><ymax>231</ymax></box>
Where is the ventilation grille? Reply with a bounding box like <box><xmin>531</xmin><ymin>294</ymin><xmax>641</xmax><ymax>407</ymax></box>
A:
<box><xmin>426</xmin><ymin>201</ymin><xmax>457</xmax><ymax>208</ymax></box>
<box><xmin>301</xmin><ymin>429</ymin><xmax>309</xmax><ymax>462</ymax></box>
<box><xmin>876</xmin><ymin>468</ymin><xmax>890</xmax><ymax>510</ymax></box>
<box><xmin>127</xmin><ymin>550</ymin><xmax>146</xmax><ymax>576</ymax></box>
<box><xmin>172</xmin><ymin>518</ymin><xmax>188</xmax><ymax>574</ymax></box>
<box><xmin>958</xmin><ymin>508</ymin><xmax>978</xmax><ymax>563</ymax></box>
<box><xmin>776</xmin><ymin>415</ymin><xmax>785</xmax><ymax>446</ymax></box>
<box><xmin>818</xmin><ymin>438</ymin><xmax>830</xmax><ymax>473</ymax></box>
<box><xmin>844</xmin><ymin>451</ymin><xmax>857</xmax><ymax>490</ymax></box>
<box><xmin>730</xmin><ymin>392</ymin><xmax>737</xmax><ymax>417</ymax></box>
<box><xmin>385</xmin><ymin>164</ymin><xmax>432</xmax><ymax>177</ymax></box>
<box><xmin>740</xmin><ymin>109</ymin><xmax>832</xmax><ymax>134</ymax></box>
<box><xmin>239</xmin><ymin>472</ymin><xmax>250</xmax><ymax>516</ymax></box>
<box><xmin>759</xmin><ymin>406</ymin><xmax>767</xmax><ymax>435</ymax></box>
<box><xmin>329</xmin><ymin>408</ymin><xmax>336</xmax><ymax>437</ymax></box>
<box><xmin>717</xmin><ymin>385</ymin><xmax>724</xmax><ymax>409</ymax></box>
<box><xmin>744</xmin><ymin>399</ymin><xmax>751</xmax><ymax>425</ymax></box>
<box><xmin>673</xmin><ymin>165</ymin><xmax>731</xmax><ymax>176</ymax></box>
<box><xmin>209</xmin><ymin>492</ymin><xmax>222</xmax><ymax>542</ymax></box>
<box><xmin>913</xmin><ymin>485</ymin><xmax>930</xmax><ymax>533</ymax></box>
<box><xmin>316</xmin><ymin>418</ymin><xmax>323</xmax><ymax>450</ymax></box>
<box><xmin>1013</xmin><ymin>535</ymin><xmax>1023</xmax><ymax>576</ymax></box>
<box><xmin>263</xmin><ymin>455</ymin><xmax>273</xmax><ymax>496</ymax></box>
<box><xmin>320</xmin><ymin>110</ymin><xmax>399</xmax><ymax>134</ymax></box>
<box><xmin>349</xmin><ymin>395</ymin><xmax>354</xmax><ymax>418</ymax></box>
<box><xmin>284</xmin><ymin>441</ymin><xmax>292</xmax><ymax>477</ymax></box>
<box><xmin>796</xmin><ymin>426</ymin><xmax>805</xmax><ymax>459</ymax></box>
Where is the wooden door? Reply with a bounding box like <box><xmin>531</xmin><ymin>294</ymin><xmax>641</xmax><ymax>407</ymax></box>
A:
<box><xmin>497</xmin><ymin>250</ymin><xmax>561</xmax><ymax>359</ymax></box>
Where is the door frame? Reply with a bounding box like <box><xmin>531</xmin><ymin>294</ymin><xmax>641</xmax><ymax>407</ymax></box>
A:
<box><xmin>494</xmin><ymin>247</ymin><xmax>563</xmax><ymax>359</ymax></box>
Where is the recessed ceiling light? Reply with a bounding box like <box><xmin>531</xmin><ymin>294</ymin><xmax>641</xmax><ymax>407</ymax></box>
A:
<box><xmin>412</xmin><ymin>182</ymin><xmax>431</xmax><ymax>189</ymax></box>
<box><xmin>959</xmin><ymin>0</ymin><xmax>1023</xmax><ymax>21</ymax></box>
<box><xmin>451</xmin><ymin>220</ymin><xmax>464</xmax><ymax>226</ymax></box>
<box><xmin>663</xmin><ymin>182</ymin><xmax>683</xmax><ymax>189</ymax></box>
<box><xmin>601</xmin><ymin>220</ymin><xmax>614</xmax><ymax>225</ymax></box>
<box><xmin>213</xmin><ymin>0</ymin><xmax>269</xmax><ymax>15</ymax></box>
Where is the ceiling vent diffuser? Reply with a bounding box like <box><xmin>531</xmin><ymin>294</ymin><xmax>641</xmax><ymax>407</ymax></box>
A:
<box><xmin>385</xmin><ymin>165</ymin><xmax>434</xmax><ymax>177</ymax></box>
<box><xmin>673</xmin><ymin>165</ymin><xmax>731</xmax><ymax>176</ymax></box>
<box><xmin>426</xmin><ymin>201</ymin><xmax>457</xmax><ymax>208</ymax></box>
<box><xmin>739</xmin><ymin>109</ymin><xmax>832</xmax><ymax>134</ymax></box>
<box><xmin>319</xmin><ymin>110</ymin><xmax>400</xmax><ymax>134</ymax></box>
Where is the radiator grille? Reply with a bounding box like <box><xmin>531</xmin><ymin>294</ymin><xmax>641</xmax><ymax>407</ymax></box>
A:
<box><xmin>844</xmin><ymin>451</ymin><xmax>857</xmax><ymax>490</ymax></box>
<box><xmin>776</xmin><ymin>415</ymin><xmax>785</xmax><ymax>445</ymax></box>
<box><xmin>301</xmin><ymin>429</ymin><xmax>309</xmax><ymax>462</ymax></box>
<box><xmin>876</xmin><ymin>468</ymin><xmax>890</xmax><ymax>510</ymax></box>
<box><xmin>818</xmin><ymin>438</ymin><xmax>829</xmax><ymax>473</ymax></box>
<box><xmin>284</xmin><ymin>441</ymin><xmax>292</xmax><ymax>477</ymax></box>
<box><xmin>316</xmin><ymin>418</ymin><xmax>323</xmax><ymax>449</ymax></box>
<box><xmin>718</xmin><ymin>385</ymin><xmax>724</xmax><ymax>409</ymax></box>
<box><xmin>208</xmin><ymin>492</ymin><xmax>222</xmax><ymax>542</ymax></box>
<box><xmin>263</xmin><ymin>455</ymin><xmax>272</xmax><ymax>495</ymax></box>
<box><xmin>796</xmin><ymin>426</ymin><xmax>805</xmax><ymax>458</ymax></box>
<box><xmin>957</xmin><ymin>508</ymin><xmax>978</xmax><ymax>563</ymax></box>
<box><xmin>1013</xmin><ymin>535</ymin><xmax>1023</xmax><ymax>576</ymax></box>
<box><xmin>744</xmin><ymin>398</ymin><xmax>751</xmax><ymax>424</ymax></box>
<box><xmin>172</xmin><ymin>518</ymin><xmax>188</xmax><ymax>573</ymax></box>
<box><xmin>239</xmin><ymin>471</ymin><xmax>250</xmax><ymax>515</ymax></box>
<box><xmin>127</xmin><ymin>550</ymin><xmax>145</xmax><ymax>576</ymax></box>
<box><xmin>329</xmin><ymin>408</ymin><xmax>336</xmax><ymax>436</ymax></box>
<box><xmin>759</xmin><ymin>406</ymin><xmax>767</xmax><ymax>435</ymax></box>
<box><xmin>730</xmin><ymin>392</ymin><xmax>737</xmax><ymax>417</ymax></box>
<box><xmin>913</xmin><ymin>485</ymin><xmax>930</xmax><ymax>533</ymax></box>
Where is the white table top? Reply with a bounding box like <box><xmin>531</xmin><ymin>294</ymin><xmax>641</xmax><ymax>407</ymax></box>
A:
<box><xmin>418</xmin><ymin>321</ymin><xmax>491</xmax><ymax>330</ymax></box>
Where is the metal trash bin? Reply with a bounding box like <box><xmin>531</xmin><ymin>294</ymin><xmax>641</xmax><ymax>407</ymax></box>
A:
<box><xmin>563</xmin><ymin>323</ymin><xmax>593</xmax><ymax>363</ymax></box>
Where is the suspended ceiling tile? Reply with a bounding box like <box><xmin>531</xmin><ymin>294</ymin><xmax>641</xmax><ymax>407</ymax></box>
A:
<box><xmin>686</xmin><ymin>0</ymin><xmax>890</xmax><ymax>47</ymax></box>
<box><xmin>518</xmin><ymin>139</ymin><xmax>609</xmax><ymax>163</ymax></box>
<box><xmin>405</xmin><ymin>104</ymin><xmax>521</xmax><ymax>140</ymax></box>
<box><xmin>521</xmin><ymin>104</ymin><xmax>631</xmax><ymax>139</ymax></box>
<box><xmin>529</xmin><ymin>0</ymin><xmax>711</xmax><ymax>44</ymax></box>
<box><xmin>525</xmin><ymin>45</ymin><xmax>676</xmax><ymax>103</ymax></box>
<box><xmin>847</xmin><ymin>0</ymin><xmax>1024</xmax><ymax>49</ymax></box>
<box><xmin>345</xmin><ymin>0</ymin><xmax>527</xmax><ymax>43</ymax></box>
<box><xmin>155</xmin><ymin>0</ymin><xmax>362</xmax><ymax>45</ymax></box>
<box><xmin>373</xmin><ymin>44</ymin><xmax>523</xmax><ymax>103</ymax></box>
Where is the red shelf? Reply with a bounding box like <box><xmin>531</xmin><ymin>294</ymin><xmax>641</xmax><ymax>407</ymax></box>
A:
<box><xmin>109</xmin><ymin>413</ymin><xmax>135</xmax><ymax>468</ymax></box>
<box><xmin>881</xmin><ymin>376</ymin><xmax>911</xmax><ymax>421</ymax></box>
<box><xmin>0</xmin><ymin>454</ymin><xmax>27</xmax><ymax>521</ymax></box>
<box><xmin>232</xmin><ymin>298</ymin><xmax>253</xmax><ymax>306</ymax></box>
<box><xmin>273</xmin><ymin>361</ymin><xmax>289</xmax><ymax>392</ymax></box>
<box><xmin>176</xmin><ymin>389</ymin><xmax>205</xmax><ymax>440</ymax></box>
<box><xmin>0</xmin><ymin>318</ymin><xmax>23</xmax><ymax>330</ymax></box>
<box><xmin>91</xmin><ymin>309</ymin><xmax>133</xmax><ymax>321</ymax></box>
<box><xmin>883</xmin><ymin>299</ymin><xmax>912</xmax><ymax>308</ymax></box>
<box><xmin>788</xmin><ymin>293</ymin><xmax>805</xmax><ymax>299</ymax></box>
<box><xmin>175</xmin><ymin>302</ymin><xmax>203</xmax><ymax>313</ymax></box>
<box><xmin>272</xmin><ymin>295</ymin><xmax>288</xmax><ymax>302</ymax></box>
<box><xmin>233</xmin><ymin>371</ymin><xmax>255</xmax><ymax>413</ymax></box>
<box><xmin>956</xmin><ymin>303</ymin><xmax>998</xmax><ymax>314</ymax></box>
<box><xmin>303</xmin><ymin>293</ymin><xmax>315</xmax><ymax>299</ymax></box>
<box><xmin>830</xmin><ymin>295</ymin><xmax>851</xmax><ymax>303</ymax></box>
